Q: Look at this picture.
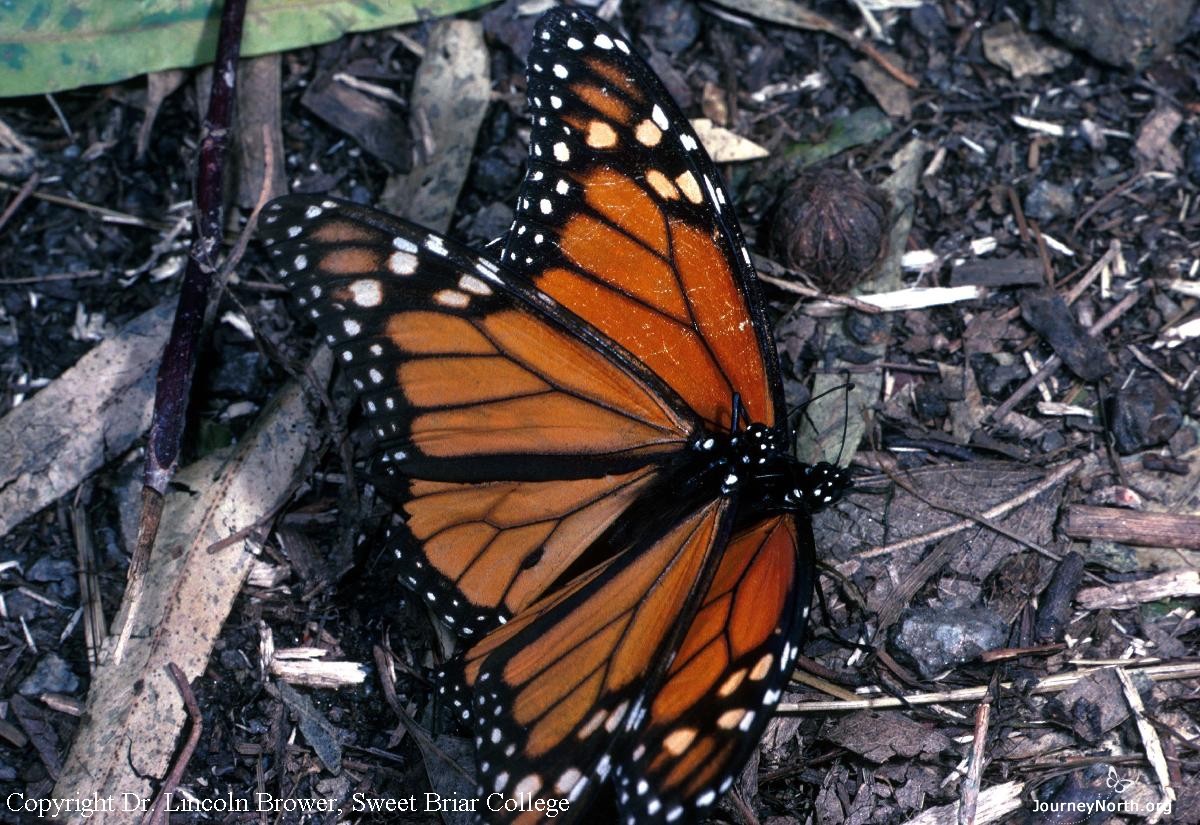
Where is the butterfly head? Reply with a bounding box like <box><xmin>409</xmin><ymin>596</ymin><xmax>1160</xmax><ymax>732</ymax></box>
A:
<box><xmin>787</xmin><ymin>461</ymin><xmax>852</xmax><ymax>513</ymax></box>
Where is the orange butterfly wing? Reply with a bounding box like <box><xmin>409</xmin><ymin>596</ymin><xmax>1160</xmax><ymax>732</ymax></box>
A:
<box><xmin>615</xmin><ymin>514</ymin><xmax>814</xmax><ymax>819</ymax></box>
<box><xmin>265</xmin><ymin>7</ymin><xmax>852</xmax><ymax>824</ymax></box>
<box><xmin>262</xmin><ymin>197</ymin><xmax>695</xmax><ymax>632</ymax></box>
<box><xmin>504</xmin><ymin>11</ymin><xmax>784</xmax><ymax>431</ymax></box>
<box><xmin>439</xmin><ymin>499</ymin><xmax>733</xmax><ymax>821</ymax></box>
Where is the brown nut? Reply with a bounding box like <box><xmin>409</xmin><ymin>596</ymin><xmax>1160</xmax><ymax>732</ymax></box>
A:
<box><xmin>770</xmin><ymin>166</ymin><xmax>890</xmax><ymax>293</ymax></box>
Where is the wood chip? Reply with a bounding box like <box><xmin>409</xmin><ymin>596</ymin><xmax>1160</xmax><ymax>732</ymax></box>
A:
<box><xmin>1066</xmin><ymin>506</ymin><xmax>1200</xmax><ymax>552</ymax></box>
<box><xmin>691</xmin><ymin>118</ymin><xmax>769</xmax><ymax>162</ymax></box>
<box><xmin>1077</xmin><ymin>569</ymin><xmax>1200</xmax><ymax>609</ymax></box>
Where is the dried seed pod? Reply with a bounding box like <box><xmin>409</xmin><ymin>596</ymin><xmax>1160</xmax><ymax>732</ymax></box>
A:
<box><xmin>770</xmin><ymin>166</ymin><xmax>890</xmax><ymax>292</ymax></box>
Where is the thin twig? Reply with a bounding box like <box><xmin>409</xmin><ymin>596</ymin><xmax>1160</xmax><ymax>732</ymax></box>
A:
<box><xmin>115</xmin><ymin>0</ymin><xmax>248</xmax><ymax>666</ymax></box>
<box><xmin>142</xmin><ymin>663</ymin><xmax>202</xmax><ymax>825</ymax></box>
<box><xmin>780</xmin><ymin>661</ymin><xmax>1200</xmax><ymax>713</ymax></box>
<box><xmin>1115</xmin><ymin>667</ymin><xmax>1177</xmax><ymax>804</ymax></box>
<box><xmin>0</xmin><ymin>171</ymin><xmax>39</xmax><ymax>233</ymax></box>
<box><xmin>860</xmin><ymin>459</ymin><xmax>1080</xmax><ymax>559</ymax></box>
<box><xmin>0</xmin><ymin>179</ymin><xmax>177</xmax><ymax>233</ymax></box>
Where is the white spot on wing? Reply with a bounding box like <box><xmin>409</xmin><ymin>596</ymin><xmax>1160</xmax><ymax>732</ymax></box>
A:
<box><xmin>458</xmin><ymin>274</ymin><xmax>492</xmax><ymax>295</ymax></box>
<box><xmin>388</xmin><ymin>250</ymin><xmax>417</xmax><ymax>275</ymax></box>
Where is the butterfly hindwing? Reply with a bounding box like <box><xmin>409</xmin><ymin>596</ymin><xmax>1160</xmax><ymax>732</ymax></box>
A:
<box><xmin>389</xmin><ymin>469</ymin><xmax>658</xmax><ymax>635</ymax></box>
<box><xmin>614</xmin><ymin>514</ymin><xmax>814</xmax><ymax>822</ymax></box>
<box><xmin>445</xmin><ymin>499</ymin><xmax>734</xmax><ymax>822</ymax></box>
<box><xmin>505</xmin><ymin>8</ymin><xmax>784</xmax><ymax>432</ymax></box>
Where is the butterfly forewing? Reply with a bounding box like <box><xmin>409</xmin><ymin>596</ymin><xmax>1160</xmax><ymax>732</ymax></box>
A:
<box><xmin>504</xmin><ymin>8</ymin><xmax>784</xmax><ymax>432</ymax></box>
<box><xmin>261</xmin><ymin>196</ymin><xmax>695</xmax><ymax>632</ymax></box>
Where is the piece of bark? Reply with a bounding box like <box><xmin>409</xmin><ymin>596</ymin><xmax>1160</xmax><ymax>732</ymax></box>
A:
<box><xmin>235</xmin><ymin>53</ymin><xmax>287</xmax><ymax>208</ymax></box>
<box><xmin>1065</xmin><ymin>505</ymin><xmax>1200</xmax><ymax>550</ymax></box>
<box><xmin>1035</xmin><ymin>551</ymin><xmax>1084</xmax><ymax>642</ymax></box>
<box><xmin>51</xmin><ymin>352</ymin><xmax>329</xmax><ymax>819</ymax></box>
<box><xmin>1135</xmin><ymin>106</ymin><xmax>1183</xmax><ymax>172</ymax></box>
<box><xmin>301</xmin><ymin>71</ymin><xmax>409</xmax><ymax>169</ymax></box>
<box><xmin>822</xmin><ymin>710</ymin><xmax>952</xmax><ymax>763</ymax></box>
<box><xmin>850</xmin><ymin>58</ymin><xmax>912</xmax><ymax>119</ymax></box>
<box><xmin>1019</xmin><ymin>287</ymin><xmax>1110</xmax><ymax>381</ymax></box>
<box><xmin>951</xmin><ymin>257</ymin><xmax>1044</xmax><ymax>288</ymax></box>
<box><xmin>981</xmin><ymin>22</ymin><xmax>1071</xmax><ymax>78</ymax></box>
<box><xmin>0</xmin><ymin>300</ymin><xmax>173</xmax><ymax>540</ymax></box>
<box><xmin>1077</xmin><ymin>569</ymin><xmax>1200</xmax><ymax>610</ymax></box>
<box><xmin>1046</xmin><ymin>667</ymin><xmax>1130</xmax><ymax>742</ymax></box>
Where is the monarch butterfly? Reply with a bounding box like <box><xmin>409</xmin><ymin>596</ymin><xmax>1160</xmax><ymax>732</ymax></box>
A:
<box><xmin>262</xmin><ymin>6</ymin><xmax>850</xmax><ymax>822</ymax></box>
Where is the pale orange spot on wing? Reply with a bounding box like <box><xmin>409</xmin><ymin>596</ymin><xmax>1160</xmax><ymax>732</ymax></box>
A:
<box><xmin>321</xmin><ymin>247</ymin><xmax>382</xmax><ymax>276</ymax></box>
<box><xmin>635</xmin><ymin>119</ymin><xmax>663</xmax><ymax>147</ymax></box>
<box><xmin>674</xmin><ymin>171</ymin><xmax>703</xmax><ymax>204</ymax></box>
<box><xmin>645</xmin><ymin>169</ymin><xmax>679</xmax><ymax>200</ymax></box>
<box><xmin>663</xmin><ymin>728</ymin><xmax>697</xmax><ymax>755</ymax></box>
<box><xmin>586</xmin><ymin>120</ymin><xmax>618</xmax><ymax>149</ymax></box>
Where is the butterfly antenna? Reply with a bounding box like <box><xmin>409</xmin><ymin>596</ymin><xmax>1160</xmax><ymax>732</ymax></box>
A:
<box><xmin>788</xmin><ymin>378</ymin><xmax>855</xmax><ymax>442</ymax></box>
<box><xmin>836</xmin><ymin>370</ymin><xmax>853</xmax><ymax>467</ymax></box>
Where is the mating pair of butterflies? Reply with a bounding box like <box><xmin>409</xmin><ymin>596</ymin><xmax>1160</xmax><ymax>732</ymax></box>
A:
<box><xmin>262</xmin><ymin>7</ymin><xmax>849</xmax><ymax>823</ymax></box>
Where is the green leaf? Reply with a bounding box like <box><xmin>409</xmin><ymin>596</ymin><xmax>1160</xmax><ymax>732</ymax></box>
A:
<box><xmin>0</xmin><ymin>0</ymin><xmax>495</xmax><ymax>98</ymax></box>
<box><xmin>781</xmin><ymin>107</ymin><xmax>893</xmax><ymax>169</ymax></box>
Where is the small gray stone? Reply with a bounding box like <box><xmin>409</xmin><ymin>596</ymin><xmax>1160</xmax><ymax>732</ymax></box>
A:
<box><xmin>18</xmin><ymin>653</ymin><xmax>80</xmax><ymax>696</ymax></box>
<box><xmin>1024</xmin><ymin>180</ymin><xmax>1077</xmax><ymax>222</ymax></box>
<box><xmin>893</xmin><ymin>607</ymin><xmax>1009</xmax><ymax>678</ymax></box>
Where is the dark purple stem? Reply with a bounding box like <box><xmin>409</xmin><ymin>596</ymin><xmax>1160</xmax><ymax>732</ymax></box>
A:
<box><xmin>144</xmin><ymin>0</ymin><xmax>247</xmax><ymax>493</ymax></box>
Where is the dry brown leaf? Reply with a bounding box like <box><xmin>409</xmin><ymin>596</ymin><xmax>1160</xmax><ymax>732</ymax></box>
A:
<box><xmin>52</xmin><ymin>351</ymin><xmax>330</xmax><ymax>813</ymax></box>
<box><xmin>0</xmin><ymin>300</ymin><xmax>173</xmax><ymax>540</ymax></box>
<box><xmin>381</xmin><ymin>19</ymin><xmax>491</xmax><ymax>232</ymax></box>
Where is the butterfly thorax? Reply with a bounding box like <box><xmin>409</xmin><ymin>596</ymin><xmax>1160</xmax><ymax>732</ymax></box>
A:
<box><xmin>690</xmin><ymin>423</ymin><xmax>849</xmax><ymax>515</ymax></box>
